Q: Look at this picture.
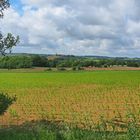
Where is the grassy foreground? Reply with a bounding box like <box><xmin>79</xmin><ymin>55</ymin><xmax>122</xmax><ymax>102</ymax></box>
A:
<box><xmin>0</xmin><ymin>120</ymin><xmax>129</xmax><ymax>140</ymax></box>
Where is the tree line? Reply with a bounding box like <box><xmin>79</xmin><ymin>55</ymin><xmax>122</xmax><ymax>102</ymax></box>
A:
<box><xmin>0</xmin><ymin>55</ymin><xmax>139</xmax><ymax>69</ymax></box>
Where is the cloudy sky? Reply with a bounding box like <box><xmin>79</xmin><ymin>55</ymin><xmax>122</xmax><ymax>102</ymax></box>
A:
<box><xmin>1</xmin><ymin>0</ymin><xmax>140</xmax><ymax>57</ymax></box>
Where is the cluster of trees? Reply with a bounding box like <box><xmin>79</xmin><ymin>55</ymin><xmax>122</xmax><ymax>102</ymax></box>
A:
<box><xmin>73</xmin><ymin>59</ymin><xmax>140</xmax><ymax>68</ymax></box>
<box><xmin>0</xmin><ymin>55</ymin><xmax>50</xmax><ymax>69</ymax></box>
<box><xmin>51</xmin><ymin>58</ymin><xmax>140</xmax><ymax>68</ymax></box>
<box><xmin>45</xmin><ymin>56</ymin><xmax>140</xmax><ymax>68</ymax></box>
<box><xmin>0</xmin><ymin>56</ymin><xmax>32</xmax><ymax>69</ymax></box>
<box><xmin>0</xmin><ymin>55</ymin><xmax>139</xmax><ymax>69</ymax></box>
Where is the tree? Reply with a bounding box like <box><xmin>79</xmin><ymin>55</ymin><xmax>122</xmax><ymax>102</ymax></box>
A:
<box><xmin>32</xmin><ymin>55</ymin><xmax>48</xmax><ymax>67</ymax></box>
<box><xmin>0</xmin><ymin>93</ymin><xmax>16</xmax><ymax>115</ymax></box>
<box><xmin>0</xmin><ymin>1</ymin><xmax>17</xmax><ymax>117</ymax></box>
<box><xmin>0</xmin><ymin>0</ymin><xmax>9</xmax><ymax>44</ymax></box>
<box><xmin>0</xmin><ymin>0</ymin><xmax>9</xmax><ymax>17</ymax></box>
<box><xmin>0</xmin><ymin>33</ymin><xmax>20</xmax><ymax>56</ymax></box>
<box><xmin>0</xmin><ymin>0</ymin><xmax>19</xmax><ymax>56</ymax></box>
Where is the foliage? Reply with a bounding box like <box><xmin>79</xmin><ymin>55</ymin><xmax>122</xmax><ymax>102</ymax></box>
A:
<box><xmin>0</xmin><ymin>33</ymin><xmax>20</xmax><ymax>56</ymax></box>
<box><xmin>0</xmin><ymin>0</ymin><xmax>9</xmax><ymax>17</ymax></box>
<box><xmin>31</xmin><ymin>55</ymin><xmax>48</xmax><ymax>67</ymax></box>
<box><xmin>32</xmin><ymin>55</ymin><xmax>140</xmax><ymax>68</ymax></box>
<box><xmin>0</xmin><ymin>93</ymin><xmax>16</xmax><ymax>115</ymax></box>
<box><xmin>0</xmin><ymin>121</ymin><xmax>126</xmax><ymax>140</ymax></box>
<box><xmin>0</xmin><ymin>56</ymin><xmax>32</xmax><ymax>69</ymax></box>
<box><xmin>0</xmin><ymin>118</ymin><xmax>139</xmax><ymax>140</ymax></box>
<box><xmin>0</xmin><ymin>54</ymin><xmax>139</xmax><ymax>69</ymax></box>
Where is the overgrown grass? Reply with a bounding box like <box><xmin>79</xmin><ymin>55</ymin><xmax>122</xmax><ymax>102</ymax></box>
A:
<box><xmin>1</xmin><ymin>112</ymin><xmax>140</xmax><ymax>140</ymax></box>
<box><xmin>0</xmin><ymin>117</ymin><xmax>140</xmax><ymax>140</ymax></box>
<box><xmin>0</xmin><ymin>120</ymin><xmax>127</xmax><ymax>140</ymax></box>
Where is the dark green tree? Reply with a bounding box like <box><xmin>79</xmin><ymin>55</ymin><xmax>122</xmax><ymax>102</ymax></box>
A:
<box><xmin>32</xmin><ymin>55</ymin><xmax>48</xmax><ymax>67</ymax></box>
<box><xmin>0</xmin><ymin>93</ymin><xmax>16</xmax><ymax>115</ymax></box>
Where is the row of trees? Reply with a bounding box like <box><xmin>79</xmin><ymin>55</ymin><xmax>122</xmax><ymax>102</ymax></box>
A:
<box><xmin>0</xmin><ymin>55</ymin><xmax>139</xmax><ymax>69</ymax></box>
<box><xmin>50</xmin><ymin>58</ymin><xmax>140</xmax><ymax>68</ymax></box>
<box><xmin>0</xmin><ymin>56</ymin><xmax>32</xmax><ymax>69</ymax></box>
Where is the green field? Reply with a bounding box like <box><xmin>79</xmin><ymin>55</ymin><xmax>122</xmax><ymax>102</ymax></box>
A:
<box><xmin>0</xmin><ymin>71</ymin><xmax>140</xmax><ymax>139</ymax></box>
<box><xmin>0</xmin><ymin>71</ymin><xmax>139</xmax><ymax>127</ymax></box>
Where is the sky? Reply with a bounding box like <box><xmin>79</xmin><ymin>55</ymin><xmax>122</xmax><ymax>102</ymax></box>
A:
<box><xmin>0</xmin><ymin>0</ymin><xmax>140</xmax><ymax>57</ymax></box>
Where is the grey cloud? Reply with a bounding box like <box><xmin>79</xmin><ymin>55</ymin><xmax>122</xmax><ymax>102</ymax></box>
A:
<box><xmin>0</xmin><ymin>0</ymin><xmax>140</xmax><ymax>57</ymax></box>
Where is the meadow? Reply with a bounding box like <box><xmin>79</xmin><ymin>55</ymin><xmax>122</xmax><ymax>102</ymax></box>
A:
<box><xmin>0</xmin><ymin>70</ymin><xmax>139</xmax><ymax>133</ymax></box>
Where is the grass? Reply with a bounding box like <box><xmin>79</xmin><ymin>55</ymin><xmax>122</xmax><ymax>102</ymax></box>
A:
<box><xmin>0</xmin><ymin>71</ymin><xmax>140</xmax><ymax>139</ymax></box>
<box><xmin>0</xmin><ymin>120</ymin><xmax>127</xmax><ymax>140</ymax></box>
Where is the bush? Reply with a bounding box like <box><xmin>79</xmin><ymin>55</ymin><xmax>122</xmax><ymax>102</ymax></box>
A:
<box><xmin>0</xmin><ymin>93</ymin><xmax>16</xmax><ymax>115</ymax></box>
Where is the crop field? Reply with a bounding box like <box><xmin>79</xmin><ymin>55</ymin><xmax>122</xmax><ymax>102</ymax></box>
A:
<box><xmin>0</xmin><ymin>71</ymin><xmax>140</xmax><ymax>130</ymax></box>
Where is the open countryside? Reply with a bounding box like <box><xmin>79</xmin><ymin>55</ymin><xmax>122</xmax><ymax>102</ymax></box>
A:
<box><xmin>1</xmin><ymin>0</ymin><xmax>140</xmax><ymax>139</ymax></box>
<box><xmin>0</xmin><ymin>71</ymin><xmax>140</xmax><ymax>130</ymax></box>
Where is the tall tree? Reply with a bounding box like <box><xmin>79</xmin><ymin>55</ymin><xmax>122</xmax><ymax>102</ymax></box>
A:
<box><xmin>0</xmin><ymin>0</ymin><xmax>10</xmax><ymax>17</ymax></box>
<box><xmin>0</xmin><ymin>0</ymin><xmax>9</xmax><ymax>38</ymax></box>
<box><xmin>0</xmin><ymin>1</ymin><xmax>16</xmax><ymax>114</ymax></box>
<box><xmin>0</xmin><ymin>0</ymin><xmax>20</xmax><ymax>56</ymax></box>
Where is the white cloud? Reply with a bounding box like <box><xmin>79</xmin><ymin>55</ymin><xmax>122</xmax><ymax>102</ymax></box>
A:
<box><xmin>0</xmin><ymin>0</ymin><xmax>140</xmax><ymax>57</ymax></box>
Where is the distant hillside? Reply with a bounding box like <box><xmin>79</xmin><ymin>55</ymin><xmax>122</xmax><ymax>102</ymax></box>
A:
<box><xmin>6</xmin><ymin>53</ymin><xmax>140</xmax><ymax>60</ymax></box>
<box><xmin>0</xmin><ymin>53</ymin><xmax>140</xmax><ymax>69</ymax></box>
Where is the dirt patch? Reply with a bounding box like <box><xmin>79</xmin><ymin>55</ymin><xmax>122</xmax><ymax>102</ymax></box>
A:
<box><xmin>83</xmin><ymin>66</ymin><xmax>140</xmax><ymax>71</ymax></box>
